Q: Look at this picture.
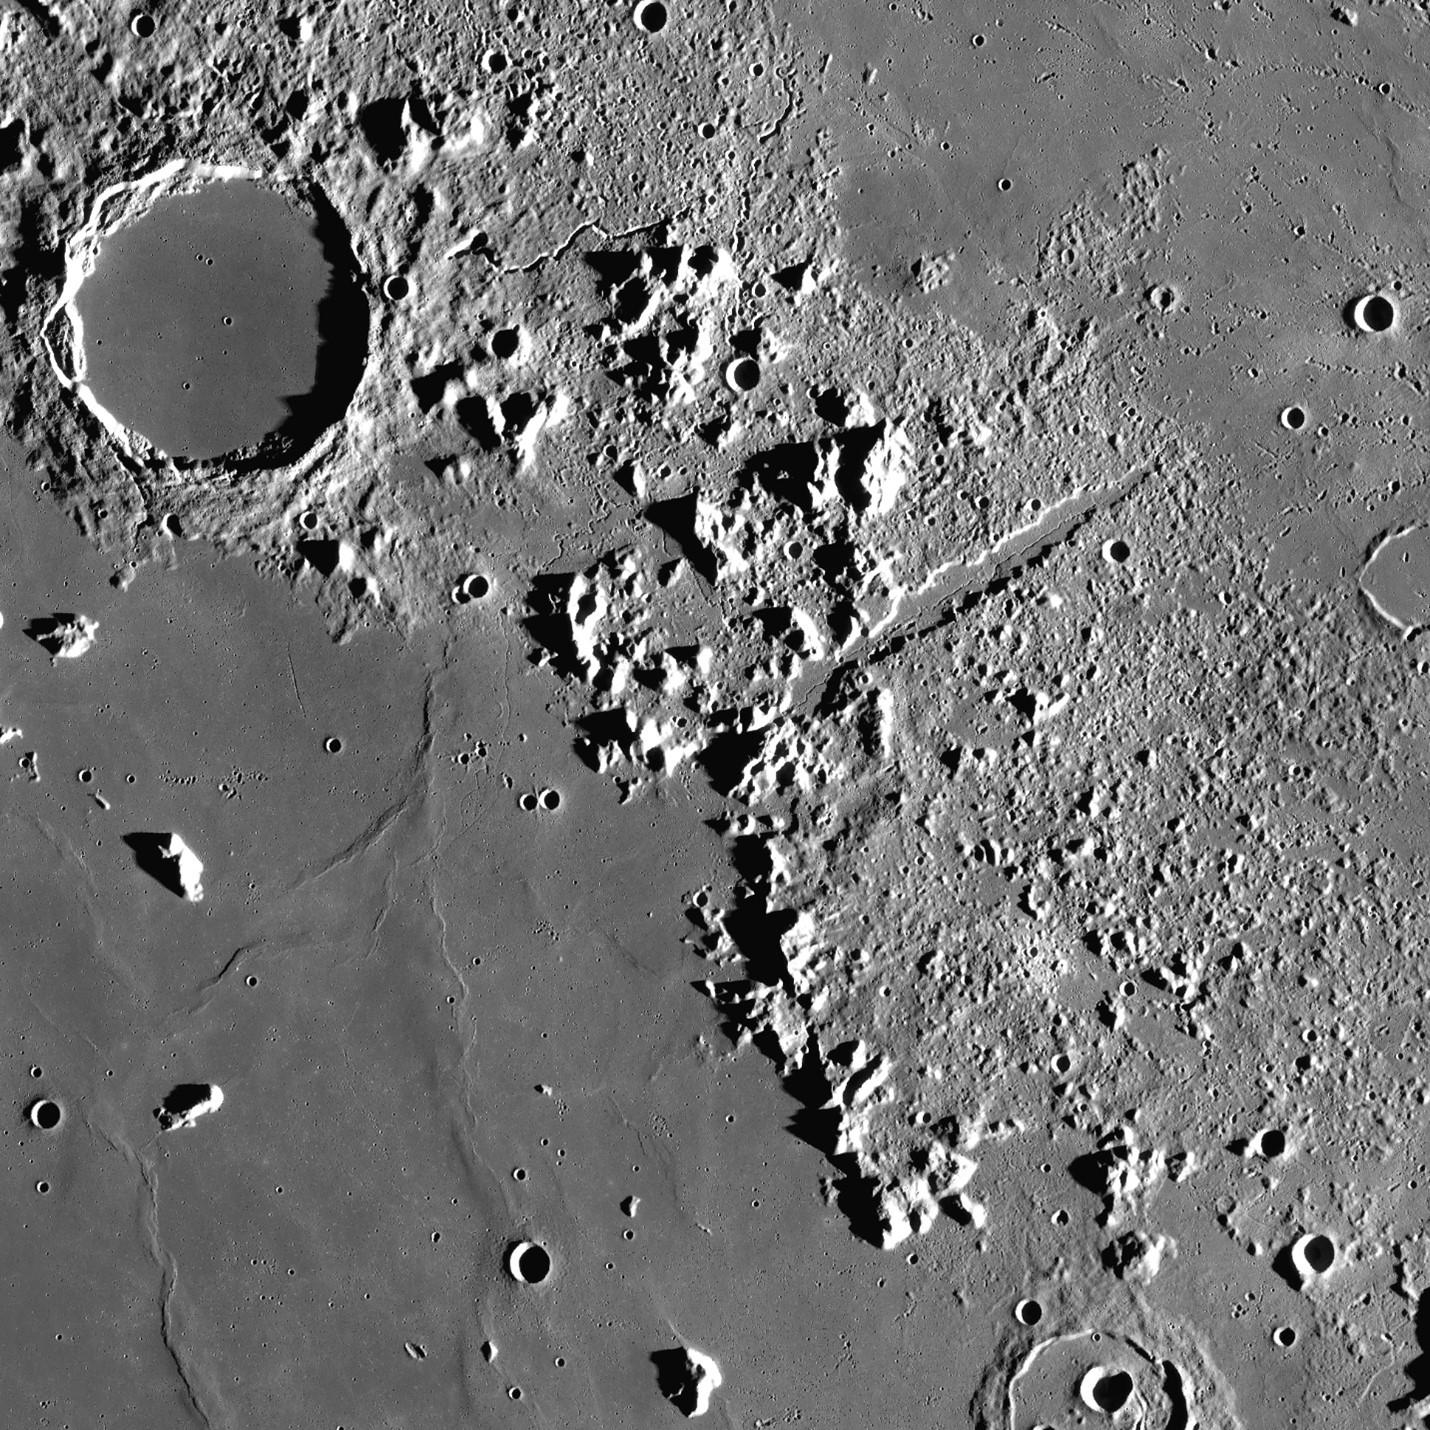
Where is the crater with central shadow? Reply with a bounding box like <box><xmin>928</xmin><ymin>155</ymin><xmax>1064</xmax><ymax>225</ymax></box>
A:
<box><xmin>72</xmin><ymin>178</ymin><xmax>367</xmax><ymax>469</ymax></box>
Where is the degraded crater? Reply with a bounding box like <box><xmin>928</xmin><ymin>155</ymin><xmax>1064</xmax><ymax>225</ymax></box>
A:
<box><xmin>54</xmin><ymin>169</ymin><xmax>367</xmax><ymax>471</ymax></box>
<box><xmin>1361</xmin><ymin>525</ymin><xmax>1430</xmax><ymax>636</ymax></box>
<box><xmin>980</xmin><ymin>1323</ymin><xmax>1239</xmax><ymax>1430</ymax></box>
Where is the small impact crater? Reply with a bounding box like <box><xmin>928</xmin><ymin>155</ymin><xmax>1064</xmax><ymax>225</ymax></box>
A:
<box><xmin>725</xmin><ymin>356</ymin><xmax>761</xmax><ymax>393</ymax></box>
<box><xmin>1349</xmin><ymin>291</ymin><xmax>1398</xmax><ymax>333</ymax></box>
<box><xmin>633</xmin><ymin>0</ymin><xmax>668</xmax><ymax>33</ymax></box>
<box><xmin>1289</xmin><ymin>1231</ymin><xmax>1337</xmax><ymax>1284</ymax></box>
<box><xmin>27</xmin><ymin>1098</ymin><xmax>63</xmax><ymax>1131</ymax></box>
<box><xmin>1249</xmin><ymin>1127</ymin><xmax>1287</xmax><ymax>1159</ymax></box>
<box><xmin>451</xmin><ymin>573</ymin><xmax>490</xmax><ymax>604</ymax></box>
<box><xmin>507</xmin><ymin>1240</ymin><xmax>553</xmax><ymax>1285</ymax></box>
<box><xmin>1079</xmin><ymin>1365</ymin><xmax>1136</xmax><ymax>1416</ymax></box>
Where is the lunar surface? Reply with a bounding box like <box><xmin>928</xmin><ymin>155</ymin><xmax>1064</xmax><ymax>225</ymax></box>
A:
<box><xmin>0</xmin><ymin>0</ymin><xmax>1427</xmax><ymax>1425</ymax></box>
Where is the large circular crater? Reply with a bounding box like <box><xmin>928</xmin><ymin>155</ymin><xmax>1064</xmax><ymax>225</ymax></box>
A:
<box><xmin>68</xmin><ymin>176</ymin><xmax>367</xmax><ymax>468</ymax></box>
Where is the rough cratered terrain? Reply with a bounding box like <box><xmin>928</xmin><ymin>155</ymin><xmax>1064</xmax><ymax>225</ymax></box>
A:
<box><xmin>1</xmin><ymin>0</ymin><xmax>1428</xmax><ymax>1426</ymax></box>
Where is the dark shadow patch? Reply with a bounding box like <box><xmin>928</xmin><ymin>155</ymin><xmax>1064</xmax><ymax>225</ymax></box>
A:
<box><xmin>739</xmin><ymin>440</ymin><xmax>820</xmax><ymax>512</ymax></box>
<box><xmin>783</xmin><ymin>1032</ymin><xmax>843</xmax><ymax>1159</ymax></box>
<box><xmin>1100</xmin><ymin>1231</ymin><xmax>1156</xmax><ymax>1280</ymax></box>
<box><xmin>297</xmin><ymin>539</ymin><xmax>342</xmax><ymax>576</ymax></box>
<box><xmin>813</xmin><ymin>386</ymin><xmax>851</xmax><ymax>425</ymax></box>
<box><xmin>0</xmin><ymin>119</ymin><xmax>24</xmax><ymax>171</ymax></box>
<box><xmin>154</xmin><ymin>1083</ymin><xmax>218</xmax><ymax>1130</ymax></box>
<box><xmin>583</xmin><ymin>250</ymin><xmax>644</xmax><ymax>289</ymax></box>
<box><xmin>771</xmin><ymin>259</ymin><xmax>811</xmax><ymax>292</ymax></box>
<box><xmin>1068</xmin><ymin>1148</ymin><xmax>1115</xmax><ymax>1195</ymax></box>
<box><xmin>22</xmin><ymin>613</ymin><xmax>82</xmax><ymax>655</ymax></box>
<box><xmin>1162</xmin><ymin>1361</ymin><xmax>1189</xmax><ymax>1430</ymax></box>
<box><xmin>455</xmin><ymin>395</ymin><xmax>502</xmax><ymax>451</ymax></box>
<box><xmin>603</xmin><ymin>331</ymin><xmax>668</xmax><ymax>399</ymax></box>
<box><xmin>500</xmin><ymin>390</ymin><xmax>538</xmax><ymax>433</ymax></box>
<box><xmin>1</xmin><ymin>191</ymin><xmax>63</xmax><ymax>325</ymax></box>
<box><xmin>1301</xmin><ymin>1234</ymin><xmax>1335</xmax><ymax>1274</ymax></box>
<box><xmin>411</xmin><ymin>361</ymin><xmax>465</xmax><ymax>412</ymax></box>
<box><xmin>830</xmin><ymin>424</ymin><xmax>884</xmax><ymax>512</ymax></box>
<box><xmin>261</xmin><ymin>189</ymin><xmax>370</xmax><ymax>462</ymax></box>
<box><xmin>1270</xmin><ymin>1241</ymin><xmax>1301</xmax><ymax>1291</ymax></box>
<box><xmin>358</xmin><ymin>97</ymin><xmax>409</xmax><ymax>165</ymax></box>
<box><xmin>1092</xmin><ymin>1371</ymin><xmax>1133</xmax><ymax>1413</ymax></box>
<box><xmin>651</xmin><ymin>1349</ymin><xmax>700</xmax><ymax>1416</ymax></box>
<box><xmin>571</xmin><ymin>708</ymin><xmax>635</xmax><ymax>771</ymax></box>
<box><xmin>523</xmin><ymin>573</ymin><xmax>584</xmax><ymax>678</ymax></box>
<box><xmin>644</xmin><ymin>492</ymin><xmax>716</xmax><ymax>583</ymax></box>
<box><xmin>1067</xmin><ymin>1138</ymin><xmax>1131</xmax><ymax>1227</ymax></box>
<box><xmin>695</xmin><ymin>728</ymin><xmax>764</xmax><ymax>797</ymax></box>
<box><xmin>122</xmin><ymin>833</ymin><xmax>189</xmax><ymax>898</ymax></box>
<box><xmin>1390</xmin><ymin>1291</ymin><xmax>1430</xmax><ymax>1413</ymax></box>
<box><xmin>714</xmin><ymin>901</ymin><xmax>797</xmax><ymax>988</ymax></box>
<box><xmin>11</xmin><ymin>0</ymin><xmax>59</xmax><ymax>40</ymax></box>
<box><xmin>832</xmin><ymin>1168</ymin><xmax>893</xmax><ymax>1247</ymax></box>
